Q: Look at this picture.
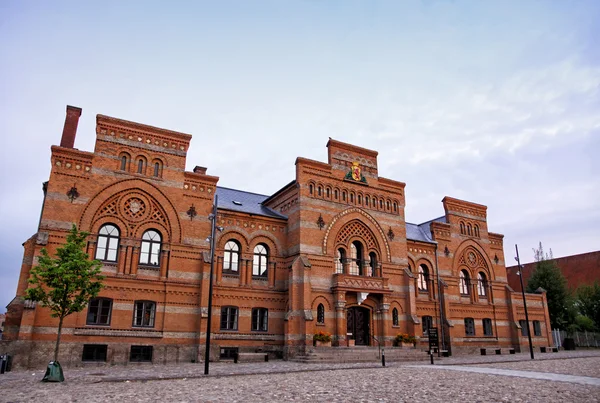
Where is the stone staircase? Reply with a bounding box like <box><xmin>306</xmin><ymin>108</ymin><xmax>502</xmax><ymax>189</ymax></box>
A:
<box><xmin>291</xmin><ymin>346</ymin><xmax>429</xmax><ymax>364</ymax></box>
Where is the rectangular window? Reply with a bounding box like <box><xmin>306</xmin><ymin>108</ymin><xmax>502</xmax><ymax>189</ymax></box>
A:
<box><xmin>464</xmin><ymin>318</ymin><xmax>475</xmax><ymax>336</ymax></box>
<box><xmin>130</xmin><ymin>346</ymin><xmax>153</xmax><ymax>362</ymax></box>
<box><xmin>483</xmin><ymin>318</ymin><xmax>493</xmax><ymax>336</ymax></box>
<box><xmin>87</xmin><ymin>298</ymin><xmax>112</xmax><ymax>325</ymax></box>
<box><xmin>133</xmin><ymin>301</ymin><xmax>156</xmax><ymax>328</ymax></box>
<box><xmin>82</xmin><ymin>344</ymin><xmax>107</xmax><ymax>362</ymax></box>
<box><xmin>519</xmin><ymin>320</ymin><xmax>529</xmax><ymax>336</ymax></box>
<box><xmin>220</xmin><ymin>306</ymin><xmax>238</xmax><ymax>330</ymax></box>
<box><xmin>422</xmin><ymin>316</ymin><xmax>433</xmax><ymax>335</ymax></box>
<box><xmin>251</xmin><ymin>308</ymin><xmax>268</xmax><ymax>332</ymax></box>
<box><xmin>533</xmin><ymin>320</ymin><xmax>541</xmax><ymax>336</ymax></box>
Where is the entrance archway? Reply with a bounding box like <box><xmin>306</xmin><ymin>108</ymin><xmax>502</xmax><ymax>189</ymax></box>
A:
<box><xmin>347</xmin><ymin>306</ymin><xmax>370</xmax><ymax>346</ymax></box>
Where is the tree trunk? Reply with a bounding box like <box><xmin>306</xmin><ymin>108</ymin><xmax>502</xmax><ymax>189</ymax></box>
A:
<box><xmin>54</xmin><ymin>316</ymin><xmax>64</xmax><ymax>362</ymax></box>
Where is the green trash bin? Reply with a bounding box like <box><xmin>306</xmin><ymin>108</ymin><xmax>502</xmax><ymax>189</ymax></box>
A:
<box><xmin>42</xmin><ymin>361</ymin><xmax>64</xmax><ymax>382</ymax></box>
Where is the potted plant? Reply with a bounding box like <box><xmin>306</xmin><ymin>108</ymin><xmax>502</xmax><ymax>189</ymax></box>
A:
<box><xmin>393</xmin><ymin>333</ymin><xmax>417</xmax><ymax>348</ymax></box>
<box><xmin>313</xmin><ymin>331</ymin><xmax>332</xmax><ymax>347</ymax></box>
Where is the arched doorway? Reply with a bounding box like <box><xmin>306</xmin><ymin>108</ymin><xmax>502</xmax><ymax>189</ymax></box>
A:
<box><xmin>347</xmin><ymin>306</ymin><xmax>370</xmax><ymax>345</ymax></box>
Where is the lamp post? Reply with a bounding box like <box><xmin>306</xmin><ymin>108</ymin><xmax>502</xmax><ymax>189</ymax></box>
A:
<box><xmin>204</xmin><ymin>195</ymin><xmax>220</xmax><ymax>375</ymax></box>
<box><xmin>515</xmin><ymin>244</ymin><xmax>534</xmax><ymax>360</ymax></box>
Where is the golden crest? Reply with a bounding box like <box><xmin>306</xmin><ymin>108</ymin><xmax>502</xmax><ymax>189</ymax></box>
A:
<box><xmin>344</xmin><ymin>161</ymin><xmax>367</xmax><ymax>183</ymax></box>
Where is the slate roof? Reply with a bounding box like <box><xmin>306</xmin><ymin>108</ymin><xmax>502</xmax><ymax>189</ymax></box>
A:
<box><xmin>215</xmin><ymin>187</ymin><xmax>287</xmax><ymax>220</ymax></box>
<box><xmin>405</xmin><ymin>216</ymin><xmax>446</xmax><ymax>244</ymax></box>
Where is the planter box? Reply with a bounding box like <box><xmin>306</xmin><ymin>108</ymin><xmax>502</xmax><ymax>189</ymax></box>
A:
<box><xmin>348</xmin><ymin>339</ymin><xmax>355</xmax><ymax>347</ymax></box>
<box><xmin>315</xmin><ymin>340</ymin><xmax>332</xmax><ymax>347</ymax></box>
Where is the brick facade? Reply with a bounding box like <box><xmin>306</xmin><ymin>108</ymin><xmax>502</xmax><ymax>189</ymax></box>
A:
<box><xmin>507</xmin><ymin>251</ymin><xmax>600</xmax><ymax>292</ymax></box>
<box><xmin>4</xmin><ymin>106</ymin><xmax>553</xmax><ymax>368</ymax></box>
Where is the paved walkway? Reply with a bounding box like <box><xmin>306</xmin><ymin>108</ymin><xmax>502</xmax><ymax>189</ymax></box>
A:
<box><xmin>410</xmin><ymin>364</ymin><xmax>600</xmax><ymax>386</ymax></box>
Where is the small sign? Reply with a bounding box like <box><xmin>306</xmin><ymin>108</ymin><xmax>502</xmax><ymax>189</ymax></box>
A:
<box><xmin>428</xmin><ymin>327</ymin><xmax>439</xmax><ymax>350</ymax></box>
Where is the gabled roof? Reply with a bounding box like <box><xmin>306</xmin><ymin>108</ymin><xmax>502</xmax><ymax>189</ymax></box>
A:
<box><xmin>405</xmin><ymin>216</ymin><xmax>446</xmax><ymax>244</ymax></box>
<box><xmin>216</xmin><ymin>187</ymin><xmax>287</xmax><ymax>220</ymax></box>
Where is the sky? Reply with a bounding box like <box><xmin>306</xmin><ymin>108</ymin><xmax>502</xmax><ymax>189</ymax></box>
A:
<box><xmin>1</xmin><ymin>0</ymin><xmax>599</xmax><ymax>313</ymax></box>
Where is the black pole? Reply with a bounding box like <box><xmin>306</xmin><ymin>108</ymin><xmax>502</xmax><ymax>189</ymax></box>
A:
<box><xmin>515</xmin><ymin>244</ymin><xmax>534</xmax><ymax>360</ymax></box>
<box><xmin>434</xmin><ymin>244</ymin><xmax>445</xmax><ymax>357</ymax></box>
<box><xmin>204</xmin><ymin>195</ymin><xmax>218</xmax><ymax>375</ymax></box>
<box><xmin>381</xmin><ymin>348</ymin><xmax>385</xmax><ymax>367</ymax></box>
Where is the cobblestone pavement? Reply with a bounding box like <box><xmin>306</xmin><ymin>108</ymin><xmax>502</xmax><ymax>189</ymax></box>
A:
<box><xmin>1</xmin><ymin>351</ymin><xmax>599</xmax><ymax>402</ymax></box>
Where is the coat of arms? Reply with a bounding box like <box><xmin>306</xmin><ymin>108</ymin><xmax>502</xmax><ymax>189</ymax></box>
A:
<box><xmin>344</xmin><ymin>161</ymin><xmax>367</xmax><ymax>184</ymax></box>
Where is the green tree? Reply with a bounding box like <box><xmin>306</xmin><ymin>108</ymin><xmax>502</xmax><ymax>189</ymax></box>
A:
<box><xmin>526</xmin><ymin>242</ymin><xmax>572</xmax><ymax>329</ymax></box>
<box><xmin>25</xmin><ymin>225</ymin><xmax>104</xmax><ymax>362</ymax></box>
<box><xmin>574</xmin><ymin>282</ymin><xmax>600</xmax><ymax>330</ymax></box>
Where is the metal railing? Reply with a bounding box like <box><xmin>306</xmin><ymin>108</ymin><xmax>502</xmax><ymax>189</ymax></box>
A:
<box><xmin>370</xmin><ymin>334</ymin><xmax>382</xmax><ymax>358</ymax></box>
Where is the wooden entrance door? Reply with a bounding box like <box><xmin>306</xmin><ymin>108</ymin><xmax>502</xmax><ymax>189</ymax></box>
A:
<box><xmin>347</xmin><ymin>307</ymin><xmax>370</xmax><ymax>346</ymax></box>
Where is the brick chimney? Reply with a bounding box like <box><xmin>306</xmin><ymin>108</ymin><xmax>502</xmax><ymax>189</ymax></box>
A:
<box><xmin>60</xmin><ymin>105</ymin><xmax>82</xmax><ymax>148</ymax></box>
<box><xmin>193</xmin><ymin>166</ymin><xmax>207</xmax><ymax>175</ymax></box>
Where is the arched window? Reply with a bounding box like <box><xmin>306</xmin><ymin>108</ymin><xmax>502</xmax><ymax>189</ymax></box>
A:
<box><xmin>393</xmin><ymin>202</ymin><xmax>397</xmax><ymax>212</ymax></box>
<box><xmin>379</xmin><ymin>199</ymin><xmax>383</xmax><ymax>209</ymax></box>
<box><xmin>365</xmin><ymin>196</ymin><xmax>370</xmax><ymax>207</ymax></box>
<box><xmin>350</xmin><ymin>193</ymin><xmax>354</xmax><ymax>203</ymax></box>
<box><xmin>335</xmin><ymin>248</ymin><xmax>345</xmax><ymax>274</ymax></box>
<box><xmin>223</xmin><ymin>240</ymin><xmax>240</xmax><ymax>273</ymax></box>
<box><xmin>474</xmin><ymin>225</ymin><xmax>480</xmax><ymax>237</ymax></box>
<box><xmin>95</xmin><ymin>224</ymin><xmax>120</xmax><ymax>262</ymax></box>
<box><xmin>119</xmin><ymin>153</ymin><xmax>130</xmax><ymax>171</ymax></box>
<box><xmin>369</xmin><ymin>252</ymin><xmax>377</xmax><ymax>277</ymax></box>
<box><xmin>318</xmin><ymin>186</ymin><xmax>322</xmax><ymax>197</ymax></box>
<box><xmin>136</xmin><ymin>157</ymin><xmax>146</xmax><ymax>174</ymax></box>
<box><xmin>349</xmin><ymin>241</ymin><xmax>364</xmax><ymax>276</ymax></box>
<box><xmin>386</xmin><ymin>200</ymin><xmax>390</xmax><ymax>210</ymax></box>
<box><xmin>153</xmin><ymin>161</ymin><xmax>162</xmax><ymax>177</ymax></box>
<box><xmin>460</xmin><ymin>222</ymin><xmax>465</xmax><ymax>234</ymax></box>
<box><xmin>342</xmin><ymin>191</ymin><xmax>347</xmax><ymax>202</ymax></box>
<box><xmin>253</xmin><ymin>244</ymin><xmax>269</xmax><ymax>277</ymax></box>
<box><xmin>460</xmin><ymin>270</ymin><xmax>470</xmax><ymax>295</ymax></box>
<box><xmin>467</xmin><ymin>223</ymin><xmax>472</xmax><ymax>236</ymax></box>
<box><xmin>334</xmin><ymin>189</ymin><xmax>338</xmax><ymax>200</ymax></box>
<box><xmin>140</xmin><ymin>229</ymin><xmax>161</xmax><ymax>266</ymax></box>
<box><xmin>309</xmin><ymin>184</ymin><xmax>314</xmax><ymax>195</ymax></box>
<box><xmin>326</xmin><ymin>188</ymin><xmax>330</xmax><ymax>198</ymax></box>
<box><xmin>392</xmin><ymin>308</ymin><xmax>399</xmax><ymax>326</ymax></box>
<box><xmin>418</xmin><ymin>265</ymin><xmax>429</xmax><ymax>292</ymax></box>
<box><xmin>477</xmin><ymin>272</ymin><xmax>488</xmax><ymax>297</ymax></box>
<box><xmin>358</xmin><ymin>194</ymin><xmax>362</xmax><ymax>204</ymax></box>
<box><xmin>317</xmin><ymin>303</ymin><xmax>325</xmax><ymax>324</ymax></box>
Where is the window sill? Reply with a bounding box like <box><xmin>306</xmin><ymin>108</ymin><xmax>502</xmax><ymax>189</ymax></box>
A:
<box><xmin>139</xmin><ymin>265</ymin><xmax>160</xmax><ymax>270</ymax></box>
<box><xmin>316</xmin><ymin>323</ymin><xmax>326</xmax><ymax>327</ymax></box>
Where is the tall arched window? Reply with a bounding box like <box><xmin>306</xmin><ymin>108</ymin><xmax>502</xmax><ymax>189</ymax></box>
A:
<box><xmin>309</xmin><ymin>184</ymin><xmax>314</xmax><ymax>195</ymax></box>
<box><xmin>335</xmin><ymin>248</ymin><xmax>345</xmax><ymax>274</ymax></box>
<box><xmin>253</xmin><ymin>244</ymin><xmax>269</xmax><ymax>277</ymax></box>
<box><xmin>223</xmin><ymin>240</ymin><xmax>240</xmax><ymax>273</ymax></box>
<box><xmin>349</xmin><ymin>241</ymin><xmax>363</xmax><ymax>275</ymax></box>
<box><xmin>418</xmin><ymin>265</ymin><xmax>429</xmax><ymax>292</ymax></box>
<box><xmin>140</xmin><ymin>229</ymin><xmax>161</xmax><ymax>266</ymax></box>
<box><xmin>152</xmin><ymin>160</ymin><xmax>162</xmax><ymax>177</ymax></box>
<box><xmin>95</xmin><ymin>224</ymin><xmax>120</xmax><ymax>262</ymax></box>
<box><xmin>369</xmin><ymin>252</ymin><xmax>377</xmax><ymax>277</ymax></box>
<box><xmin>474</xmin><ymin>225</ymin><xmax>480</xmax><ymax>237</ymax></box>
<box><xmin>136</xmin><ymin>157</ymin><xmax>147</xmax><ymax>174</ymax></box>
<box><xmin>460</xmin><ymin>269</ymin><xmax>470</xmax><ymax>295</ymax></box>
<box><xmin>460</xmin><ymin>222</ymin><xmax>465</xmax><ymax>234</ymax></box>
<box><xmin>365</xmin><ymin>196</ymin><xmax>370</xmax><ymax>207</ymax></box>
<box><xmin>467</xmin><ymin>223</ymin><xmax>472</xmax><ymax>236</ymax></box>
<box><xmin>119</xmin><ymin>153</ymin><xmax>130</xmax><ymax>171</ymax></box>
<box><xmin>350</xmin><ymin>193</ymin><xmax>354</xmax><ymax>203</ymax></box>
<box><xmin>317</xmin><ymin>303</ymin><xmax>325</xmax><ymax>324</ymax></box>
<box><xmin>334</xmin><ymin>189</ymin><xmax>338</xmax><ymax>200</ymax></box>
<box><xmin>477</xmin><ymin>272</ymin><xmax>488</xmax><ymax>297</ymax></box>
<box><xmin>392</xmin><ymin>308</ymin><xmax>399</xmax><ymax>326</ymax></box>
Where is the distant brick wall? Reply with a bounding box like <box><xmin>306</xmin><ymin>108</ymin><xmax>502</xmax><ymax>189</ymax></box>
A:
<box><xmin>506</xmin><ymin>251</ymin><xmax>600</xmax><ymax>292</ymax></box>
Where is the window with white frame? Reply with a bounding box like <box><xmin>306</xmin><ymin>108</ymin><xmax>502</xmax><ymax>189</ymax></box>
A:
<box><xmin>460</xmin><ymin>270</ymin><xmax>470</xmax><ymax>295</ymax></box>
<box><xmin>251</xmin><ymin>308</ymin><xmax>268</xmax><ymax>331</ymax></box>
<box><xmin>220</xmin><ymin>306</ymin><xmax>238</xmax><ymax>330</ymax></box>
<box><xmin>140</xmin><ymin>229</ymin><xmax>161</xmax><ymax>266</ymax></box>
<box><xmin>253</xmin><ymin>244</ymin><xmax>268</xmax><ymax>277</ymax></box>
<box><xmin>223</xmin><ymin>240</ymin><xmax>240</xmax><ymax>273</ymax></box>
<box><xmin>477</xmin><ymin>272</ymin><xmax>488</xmax><ymax>297</ymax></box>
<box><xmin>133</xmin><ymin>300</ymin><xmax>156</xmax><ymax>328</ymax></box>
<box><xmin>418</xmin><ymin>265</ymin><xmax>429</xmax><ymax>292</ymax></box>
<box><xmin>95</xmin><ymin>224</ymin><xmax>120</xmax><ymax>262</ymax></box>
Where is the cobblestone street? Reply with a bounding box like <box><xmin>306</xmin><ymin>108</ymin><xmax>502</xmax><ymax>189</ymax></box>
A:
<box><xmin>1</xmin><ymin>351</ymin><xmax>599</xmax><ymax>402</ymax></box>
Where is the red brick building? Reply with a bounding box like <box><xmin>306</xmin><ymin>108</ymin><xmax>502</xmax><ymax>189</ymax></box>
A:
<box><xmin>507</xmin><ymin>251</ymin><xmax>600</xmax><ymax>293</ymax></box>
<box><xmin>4</xmin><ymin>106</ymin><xmax>553</xmax><ymax>367</ymax></box>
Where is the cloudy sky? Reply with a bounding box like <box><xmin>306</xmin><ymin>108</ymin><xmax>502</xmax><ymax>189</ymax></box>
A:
<box><xmin>1</xmin><ymin>1</ymin><xmax>598</xmax><ymax>312</ymax></box>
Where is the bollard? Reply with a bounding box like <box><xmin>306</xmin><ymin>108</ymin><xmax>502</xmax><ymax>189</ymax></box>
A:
<box><xmin>0</xmin><ymin>355</ymin><xmax>5</xmax><ymax>374</ymax></box>
<box><xmin>430</xmin><ymin>351</ymin><xmax>434</xmax><ymax>365</ymax></box>
<box><xmin>264</xmin><ymin>354</ymin><xmax>269</xmax><ymax>362</ymax></box>
<box><xmin>233</xmin><ymin>353</ymin><xmax>238</xmax><ymax>364</ymax></box>
<box><xmin>381</xmin><ymin>349</ymin><xmax>385</xmax><ymax>367</ymax></box>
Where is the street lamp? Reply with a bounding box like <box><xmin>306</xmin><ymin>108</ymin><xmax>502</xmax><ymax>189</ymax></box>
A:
<box><xmin>515</xmin><ymin>244</ymin><xmax>534</xmax><ymax>360</ymax></box>
<box><xmin>204</xmin><ymin>195</ymin><xmax>223</xmax><ymax>375</ymax></box>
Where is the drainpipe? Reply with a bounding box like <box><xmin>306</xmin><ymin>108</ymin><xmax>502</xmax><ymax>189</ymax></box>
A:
<box><xmin>434</xmin><ymin>243</ymin><xmax>446</xmax><ymax>355</ymax></box>
<box><xmin>38</xmin><ymin>181</ymin><xmax>49</xmax><ymax>229</ymax></box>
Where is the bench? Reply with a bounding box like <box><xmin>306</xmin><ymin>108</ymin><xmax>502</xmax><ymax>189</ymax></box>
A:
<box><xmin>236</xmin><ymin>352</ymin><xmax>269</xmax><ymax>363</ymax></box>
<box><xmin>480</xmin><ymin>348</ymin><xmax>515</xmax><ymax>355</ymax></box>
<box><xmin>539</xmin><ymin>346</ymin><xmax>559</xmax><ymax>353</ymax></box>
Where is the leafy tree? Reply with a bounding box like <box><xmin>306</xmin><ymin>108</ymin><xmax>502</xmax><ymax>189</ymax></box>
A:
<box><xmin>25</xmin><ymin>225</ymin><xmax>104</xmax><ymax>362</ymax></box>
<box><xmin>574</xmin><ymin>282</ymin><xmax>600</xmax><ymax>330</ymax></box>
<box><xmin>526</xmin><ymin>242</ymin><xmax>572</xmax><ymax>329</ymax></box>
